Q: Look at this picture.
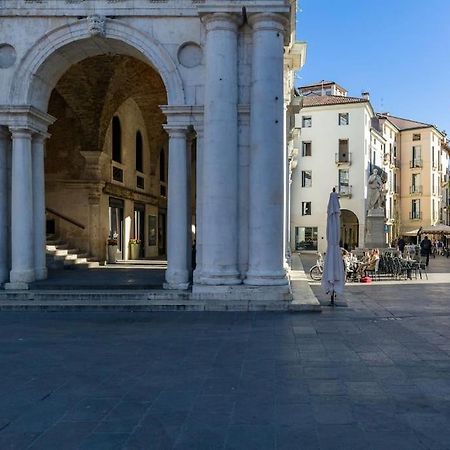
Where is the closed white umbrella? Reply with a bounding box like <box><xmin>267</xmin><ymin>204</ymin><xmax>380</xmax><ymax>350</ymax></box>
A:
<box><xmin>321</xmin><ymin>189</ymin><xmax>345</xmax><ymax>305</ymax></box>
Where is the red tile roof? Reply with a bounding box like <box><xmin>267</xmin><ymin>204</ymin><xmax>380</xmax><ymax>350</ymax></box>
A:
<box><xmin>302</xmin><ymin>95</ymin><xmax>368</xmax><ymax>107</ymax></box>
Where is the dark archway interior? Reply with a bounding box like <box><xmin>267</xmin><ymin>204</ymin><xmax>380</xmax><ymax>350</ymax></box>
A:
<box><xmin>46</xmin><ymin>54</ymin><xmax>167</xmax><ymax>179</ymax></box>
<box><xmin>340</xmin><ymin>209</ymin><xmax>359</xmax><ymax>249</ymax></box>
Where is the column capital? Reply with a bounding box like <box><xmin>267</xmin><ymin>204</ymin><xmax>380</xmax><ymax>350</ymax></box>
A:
<box><xmin>163</xmin><ymin>124</ymin><xmax>189</xmax><ymax>139</ymax></box>
<box><xmin>248</xmin><ymin>12</ymin><xmax>289</xmax><ymax>32</ymax></box>
<box><xmin>9</xmin><ymin>127</ymin><xmax>33</xmax><ymax>140</ymax></box>
<box><xmin>32</xmin><ymin>131</ymin><xmax>50</xmax><ymax>142</ymax></box>
<box><xmin>201</xmin><ymin>12</ymin><xmax>241</xmax><ymax>32</ymax></box>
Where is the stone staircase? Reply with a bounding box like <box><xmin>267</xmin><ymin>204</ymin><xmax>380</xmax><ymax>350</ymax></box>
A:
<box><xmin>46</xmin><ymin>235</ymin><xmax>100</xmax><ymax>270</ymax></box>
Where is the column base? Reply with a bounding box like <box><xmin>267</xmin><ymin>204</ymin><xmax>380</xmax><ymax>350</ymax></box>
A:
<box><xmin>164</xmin><ymin>282</ymin><xmax>190</xmax><ymax>290</ymax></box>
<box><xmin>244</xmin><ymin>269</ymin><xmax>288</xmax><ymax>286</ymax></box>
<box><xmin>5</xmin><ymin>282</ymin><xmax>30</xmax><ymax>290</ymax></box>
<box><xmin>193</xmin><ymin>268</ymin><xmax>202</xmax><ymax>284</ymax></box>
<box><xmin>10</xmin><ymin>268</ymin><xmax>35</xmax><ymax>284</ymax></box>
<box><xmin>198</xmin><ymin>270</ymin><xmax>242</xmax><ymax>286</ymax></box>
<box><xmin>35</xmin><ymin>267</ymin><xmax>48</xmax><ymax>281</ymax></box>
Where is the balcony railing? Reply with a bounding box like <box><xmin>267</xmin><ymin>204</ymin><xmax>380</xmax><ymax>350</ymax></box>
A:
<box><xmin>335</xmin><ymin>185</ymin><xmax>352</xmax><ymax>198</ymax></box>
<box><xmin>335</xmin><ymin>153</ymin><xmax>352</xmax><ymax>165</ymax></box>
<box><xmin>409</xmin><ymin>185</ymin><xmax>422</xmax><ymax>194</ymax></box>
<box><xmin>410</xmin><ymin>159</ymin><xmax>423</xmax><ymax>168</ymax></box>
<box><xmin>409</xmin><ymin>211</ymin><xmax>422</xmax><ymax>220</ymax></box>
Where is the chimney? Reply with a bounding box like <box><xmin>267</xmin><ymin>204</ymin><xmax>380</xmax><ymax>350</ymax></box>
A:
<box><xmin>361</xmin><ymin>91</ymin><xmax>370</xmax><ymax>100</ymax></box>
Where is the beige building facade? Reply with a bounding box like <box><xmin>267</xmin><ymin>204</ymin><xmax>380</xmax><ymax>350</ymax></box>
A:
<box><xmin>378</xmin><ymin>115</ymin><xmax>449</xmax><ymax>236</ymax></box>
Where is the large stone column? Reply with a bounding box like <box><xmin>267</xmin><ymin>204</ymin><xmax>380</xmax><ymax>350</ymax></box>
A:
<box><xmin>193</xmin><ymin>125</ymin><xmax>204</xmax><ymax>283</ymax></box>
<box><xmin>0</xmin><ymin>128</ymin><xmax>10</xmax><ymax>284</ymax></box>
<box><xmin>6</xmin><ymin>128</ymin><xmax>35</xmax><ymax>288</ymax></box>
<box><xmin>200</xmin><ymin>12</ymin><xmax>240</xmax><ymax>285</ymax></box>
<box><xmin>32</xmin><ymin>134</ymin><xmax>47</xmax><ymax>280</ymax></box>
<box><xmin>245</xmin><ymin>13</ymin><xmax>288</xmax><ymax>286</ymax></box>
<box><xmin>164</xmin><ymin>126</ymin><xmax>189</xmax><ymax>290</ymax></box>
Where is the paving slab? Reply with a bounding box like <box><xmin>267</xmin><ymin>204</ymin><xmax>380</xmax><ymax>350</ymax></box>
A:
<box><xmin>0</xmin><ymin>256</ymin><xmax>449</xmax><ymax>448</ymax></box>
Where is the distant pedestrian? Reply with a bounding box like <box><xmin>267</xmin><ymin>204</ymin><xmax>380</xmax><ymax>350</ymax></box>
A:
<box><xmin>420</xmin><ymin>235</ymin><xmax>432</xmax><ymax>266</ymax></box>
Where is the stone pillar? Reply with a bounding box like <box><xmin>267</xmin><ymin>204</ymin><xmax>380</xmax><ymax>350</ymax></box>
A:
<box><xmin>88</xmin><ymin>188</ymin><xmax>103</xmax><ymax>260</ymax></box>
<box><xmin>245</xmin><ymin>13</ymin><xmax>288</xmax><ymax>286</ymax></box>
<box><xmin>0</xmin><ymin>128</ymin><xmax>10</xmax><ymax>284</ymax></box>
<box><xmin>32</xmin><ymin>134</ymin><xmax>47</xmax><ymax>280</ymax></box>
<box><xmin>164</xmin><ymin>126</ymin><xmax>189</xmax><ymax>290</ymax></box>
<box><xmin>200</xmin><ymin>12</ymin><xmax>240</xmax><ymax>285</ymax></box>
<box><xmin>193</xmin><ymin>125</ymin><xmax>204</xmax><ymax>283</ymax></box>
<box><xmin>6</xmin><ymin>128</ymin><xmax>35</xmax><ymax>288</ymax></box>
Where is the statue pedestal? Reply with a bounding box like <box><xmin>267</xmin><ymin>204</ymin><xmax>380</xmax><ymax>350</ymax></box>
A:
<box><xmin>365</xmin><ymin>208</ymin><xmax>386</xmax><ymax>249</ymax></box>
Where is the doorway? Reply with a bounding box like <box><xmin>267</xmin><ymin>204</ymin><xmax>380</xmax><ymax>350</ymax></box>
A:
<box><xmin>134</xmin><ymin>203</ymin><xmax>145</xmax><ymax>258</ymax></box>
<box><xmin>109</xmin><ymin>197</ymin><xmax>124</xmax><ymax>258</ymax></box>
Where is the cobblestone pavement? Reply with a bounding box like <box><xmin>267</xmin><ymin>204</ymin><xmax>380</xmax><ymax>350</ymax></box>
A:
<box><xmin>1</xmin><ymin>258</ymin><xmax>450</xmax><ymax>449</ymax></box>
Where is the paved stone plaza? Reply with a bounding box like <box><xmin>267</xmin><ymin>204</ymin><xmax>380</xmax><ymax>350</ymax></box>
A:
<box><xmin>1</xmin><ymin>255</ymin><xmax>450</xmax><ymax>450</ymax></box>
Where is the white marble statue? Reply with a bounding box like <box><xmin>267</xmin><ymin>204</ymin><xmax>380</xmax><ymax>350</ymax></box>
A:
<box><xmin>367</xmin><ymin>168</ymin><xmax>384</xmax><ymax>210</ymax></box>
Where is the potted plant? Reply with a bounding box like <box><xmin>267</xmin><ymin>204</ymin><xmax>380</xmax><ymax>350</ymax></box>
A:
<box><xmin>129</xmin><ymin>238</ymin><xmax>141</xmax><ymax>260</ymax></box>
<box><xmin>107</xmin><ymin>233</ymin><xmax>118</xmax><ymax>263</ymax></box>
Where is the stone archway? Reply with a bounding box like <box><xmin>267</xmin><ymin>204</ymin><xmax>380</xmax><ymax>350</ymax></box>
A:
<box><xmin>2</xmin><ymin>17</ymin><xmax>198</xmax><ymax>289</ymax></box>
<box><xmin>340</xmin><ymin>209</ymin><xmax>359</xmax><ymax>250</ymax></box>
<box><xmin>9</xmin><ymin>16</ymin><xmax>185</xmax><ymax>109</ymax></box>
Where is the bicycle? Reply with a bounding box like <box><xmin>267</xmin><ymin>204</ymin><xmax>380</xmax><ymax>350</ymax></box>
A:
<box><xmin>309</xmin><ymin>253</ymin><xmax>324</xmax><ymax>281</ymax></box>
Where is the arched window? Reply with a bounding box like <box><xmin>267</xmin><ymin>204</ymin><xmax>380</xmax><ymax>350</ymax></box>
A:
<box><xmin>159</xmin><ymin>147</ymin><xmax>166</xmax><ymax>183</ymax></box>
<box><xmin>135</xmin><ymin>131</ymin><xmax>143</xmax><ymax>172</ymax></box>
<box><xmin>112</xmin><ymin>116</ymin><xmax>121</xmax><ymax>163</ymax></box>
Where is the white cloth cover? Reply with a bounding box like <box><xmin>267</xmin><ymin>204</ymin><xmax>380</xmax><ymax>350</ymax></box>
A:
<box><xmin>321</xmin><ymin>191</ymin><xmax>345</xmax><ymax>296</ymax></box>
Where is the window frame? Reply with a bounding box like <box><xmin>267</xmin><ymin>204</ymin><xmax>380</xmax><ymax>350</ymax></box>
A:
<box><xmin>302</xmin><ymin>116</ymin><xmax>312</xmax><ymax>128</ymax></box>
<box><xmin>301</xmin><ymin>201</ymin><xmax>311</xmax><ymax>216</ymax></box>
<box><xmin>301</xmin><ymin>170</ymin><xmax>312</xmax><ymax>188</ymax></box>
<box><xmin>338</xmin><ymin>112</ymin><xmax>349</xmax><ymax>126</ymax></box>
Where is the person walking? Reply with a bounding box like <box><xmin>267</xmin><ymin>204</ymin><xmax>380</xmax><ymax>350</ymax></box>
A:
<box><xmin>420</xmin><ymin>235</ymin><xmax>432</xmax><ymax>266</ymax></box>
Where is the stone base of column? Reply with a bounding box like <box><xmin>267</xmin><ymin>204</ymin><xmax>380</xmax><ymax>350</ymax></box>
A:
<box><xmin>5</xmin><ymin>282</ymin><xmax>30</xmax><ymax>290</ymax></box>
<box><xmin>244</xmin><ymin>269</ymin><xmax>288</xmax><ymax>286</ymax></box>
<box><xmin>193</xmin><ymin>268</ymin><xmax>202</xmax><ymax>284</ymax></box>
<box><xmin>9</xmin><ymin>269</ymin><xmax>35</xmax><ymax>284</ymax></box>
<box><xmin>198</xmin><ymin>270</ymin><xmax>241</xmax><ymax>286</ymax></box>
<box><xmin>164</xmin><ymin>282</ymin><xmax>190</xmax><ymax>291</ymax></box>
<box><xmin>192</xmin><ymin>284</ymin><xmax>292</xmax><ymax>302</ymax></box>
<box><xmin>35</xmin><ymin>267</ymin><xmax>48</xmax><ymax>281</ymax></box>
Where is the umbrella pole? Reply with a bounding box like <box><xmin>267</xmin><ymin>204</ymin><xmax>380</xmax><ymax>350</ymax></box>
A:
<box><xmin>330</xmin><ymin>291</ymin><xmax>335</xmax><ymax>306</ymax></box>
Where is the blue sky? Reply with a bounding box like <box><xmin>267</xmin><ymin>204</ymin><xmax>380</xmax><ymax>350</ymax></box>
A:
<box><xmin>296</xmin><ymin>0</ymin><xmax>450</xmax><ymax>133</ymax></box>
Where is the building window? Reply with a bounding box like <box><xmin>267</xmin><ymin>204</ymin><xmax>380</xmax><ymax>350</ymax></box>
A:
<box><xmin>112</xmin><ymin>116</ymin><xmax>121</xmax><ymax>163</ymax></box>
<box><xmin>135</xmin><ymin>131</ymin><xmax>143</xmax><ymax>173</ymax></box>
<box><xmin>338</xmin><ymin>169</ymin><xmax>350</xmax><ymax>195</ymax></box>
<box><xmin>301</xmin><ymin>170</ymin><xmax>312</xmax><ymax>187</ymax></box>
<box><xmin>412</xmin><ymin>133</ymin><xmax>421</xmax><ymax>141</ymax></box>
<box><xmin>411</xmin><ymin>145</ymin><xmax>422</xmax><ymax>167</ymax></box>
<box><xmin>338</xmin><ymin>139</ymin><xmax>349</xmax><ymax>163</ymax></box>
<box><xmin>338</xmin><ymin>113</ymin><xmax>349</xmax><ymax>126</ymax></box>
<box><xmin>295</xmin><ymin>226</ymin><xmax>318</xmax><ymax>251</ymax></box>
<box><xmin>302</xmin><ymin>141</ymin><xmax>312</xmax><ymax>156</ymax></box>
<box><xmin>302</xmin><ymin>116</ymin><xmax>312</xmax><ymax>128</ymax></box>
<box><xmin>159</xmin><ymin>147</ymin><xmax>167</xmax><ymax>197</ymax></box>
<box><xmin>411</xmin><ymin>199</ymin><xmax>421</xmax><ymax>219</ymax></box>
<box><xmin>411</xmin><ymin>173</ymin><xmax>421</xmax><ymax>194</ymax></box>
<box><xmin>301</xmin><ymin>202</ymin><xmax>311</xmax><ymax>216</ymax></box>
